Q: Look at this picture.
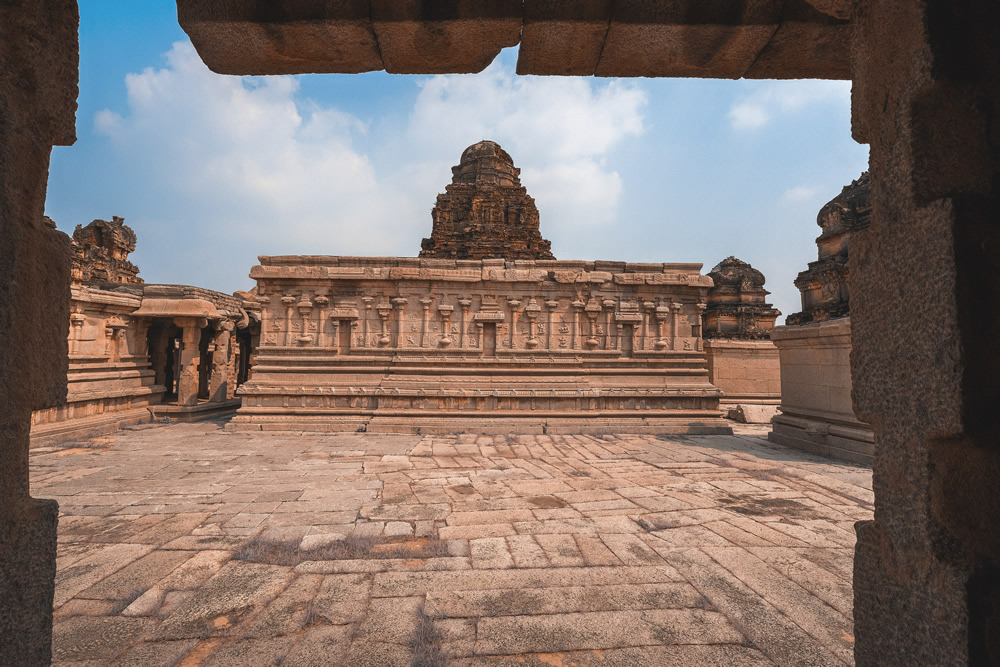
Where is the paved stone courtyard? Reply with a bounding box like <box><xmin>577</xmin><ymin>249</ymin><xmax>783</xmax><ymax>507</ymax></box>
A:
<box><xmin>33</xmin><ymin>421</ymin><xmax>872</xmax><ymax>666</ymax></box>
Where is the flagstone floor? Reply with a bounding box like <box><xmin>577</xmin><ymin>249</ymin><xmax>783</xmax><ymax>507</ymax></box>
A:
<box><xmin>32</xmin><ymin>421</ymin><xmax>872</xmax><ymax>666</ymax></box>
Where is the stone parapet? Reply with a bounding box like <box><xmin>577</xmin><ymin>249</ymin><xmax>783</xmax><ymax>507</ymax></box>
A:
<box><xmin>768</xmin><ymin>318</ymin><xmax>873</xmax><ymax>463</ymax></box>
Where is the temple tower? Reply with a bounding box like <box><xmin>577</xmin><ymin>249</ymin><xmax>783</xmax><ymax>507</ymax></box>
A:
<box><xmin>419</xmin><ymin>140</ymin><xmax>555</xmax><ymax>260</ymax></box>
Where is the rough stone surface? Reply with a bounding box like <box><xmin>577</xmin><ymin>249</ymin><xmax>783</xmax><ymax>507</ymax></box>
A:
<box><xmin>37</xmin><ymin>421</ymin><xmax>869</xmax><ymax>664</ymax></box>
<box><xmin>420</xmin><ymin>141</ymin><xmax>554</xmax><ymax>260</ymax></box>
<box><xmin>70</xmin><ymin>216</ymin><xmax>142</xmax><ymax>285</ymax></box>
<box><xmin>703</xmin><ymin>257</ymin><xmax>780</xmax><ymax>340</ymax></box>
<box><xmin>0</xmin><ymin>1</ymin><xmax>78</xmax><ymax>664</ymax></box>
<box><xmin>176</xmin><ymin>1</ymin><xmax>852</xmax><ymax>79</ymax></box>
<box><xmin>850</xmin><ymin>2</ymin><xmax>1000</xmax><ymax>663</ymax></box>
<box><xmin>787</xmin><ymin>173</ymin><xmax>870</xmax><ymax>326</ymax></box>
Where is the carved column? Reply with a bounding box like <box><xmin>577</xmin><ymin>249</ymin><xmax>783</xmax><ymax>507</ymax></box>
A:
<box><xmin>654</xmin><ymin>304</ymin><xmax>670</xmax><ymax>350</ymax></box>
<box><xmin>603</xmin><ymin>299</ymin><xmax>616</xmax><ymax>350</ymax></box>
<box><xmin>669</xmin><ymin>302</ymin><xmax>682</xmax><ymax>351</ymax></box>
<box><xmin>584</xmin><ymin>299</ymin><xmax>602</xmax><ymax>350</ymax></box>
<box><xmin>376</xmin><ymin>300</ymin><xmax>392</xmax><ymax>347</ymax></box>
<box><xmin>694</xmin><ymin>303</ymin><xmax>706</xmax><ymax>351</ymax></box>
<box><xmin>69</xmin><ymin>313</ymin><xmax>85</xmax><ymax>355</ymax></box>
<box><xmin>313</xmin><ymin>295</ymin><xmax>329</xmax><ymax>347</ymax></box>
<box><xmin>458</xmin><ymin>298</ymin><xmax>471</xmax><ymax>348</ymax></box>
<box><xmin>392</xmin><ymin>297</ymin><xmax>408</xmax><ymax>347</ymax></box>
<box><xmin>545</xmin><ymin>300</ymin><xmax>559</xmax><ymax>350</ymax></box>
<box><xmin>256</xmin><ymin>295</ymin><xmax>271</xmax><ymax>346</ymax></box>
<box><xmin>361</xmin><ymin>296</ymin><xmax>373</xmax><ymax>347</ymax></box>
<box><xmin>571</xmin><ymin>300</ymin><xmax>584</xmax><ymax>350</ymax></box>
<box><xmin>209</xmin><ymin>321</ymin><xmax>233</xmax><ymax>402</ymax></box>
<box><xmin>438</xmin><ymin>304</ymin><xmax>454</xmax><ymax>347</ymax></box>
<box><xmin>281</xmin><ymin>295</ymin><xmax>296</xmax><ymax>346</ymax></box>
<box><xmin>419</xmin><ymin>296</ymin><xmax>432</xmax><ymax>347</ymax></box>
<box><xmin>296</xmin><ymin>296</ymin><xmax>314</xmax><ymax>346</ymax></box>
<box><xmin>174</xmin><ymin>317</ymin><xmax>203</xmax><ymax>406</ymax></box>
<box><xmin>641</xmin><ymin>301</ymin><xmax>655</xmax><ymax>351</ymax></box>
<box><xmin>507</xmin><ymin>298</ymin><xmax>522</xmax><ymax>348</ymax></box>
<box><xmin>524</xmin><ymin>298</ymin><xmax>541</xmax><ymax>349</ymax></box>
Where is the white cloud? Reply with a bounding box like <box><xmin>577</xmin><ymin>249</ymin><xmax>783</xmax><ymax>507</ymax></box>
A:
<box><xmin>782</xmin><ymin>185</ymin><xmax>821</xmax><ymax>202</ymax></box>
<box><xmin>91</xmin><ymin>42</ymin><xmax>648</xmax><ymax>288</ymax></box>
<box><xmin>403</xmin><ymin>63</ymin><xmax>647</xmax><ymax>240</ymax></box>
<box><xmin>728</xmin><ymin>80</ymin><xmax>851</xmax><ymax>131</ymax></box>
<box><xmin>94</xmin><ymin>41</ymin><xmax>389</xmax><ymax>256</ymax></box>
<box><xmin>728</xmin><ymin>103</ymin><xmax>770</xmax><ymax>130</ymax></box>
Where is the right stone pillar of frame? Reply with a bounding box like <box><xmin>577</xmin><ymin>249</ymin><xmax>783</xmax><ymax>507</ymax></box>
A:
<box><xmin>851</xmin><ymin>1</ymin><xmax>1000</xmax><ymax>663</ymax></box>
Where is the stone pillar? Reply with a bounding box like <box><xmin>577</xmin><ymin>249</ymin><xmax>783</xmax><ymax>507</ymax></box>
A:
<box><xmin>174</xmin><ymin>318</ymin><xmax>202</xmax><ymax>406</ymax></box>
<box><xmin>313</xmin><ymin>295</ymin><xmax>329</xmax><ymax>347</ymax></box>
<box><xmin>0</xmin><ymin>3</ymin><xmax>78</xmax><ymax>664</ymax></box>
<box><xmin>208</xmin><ymin>321</ymin><xmax>233</xmax><ymax>402</ymax></box>
<box><xmin>851</xmin><ymin>1</ymin><xmax>1000</xmax><ymax>663</ymax></box>
<box><xmin>458</xmin><ymin>298</ymin><xmax>471</xmax><ymax>347</ymax></box>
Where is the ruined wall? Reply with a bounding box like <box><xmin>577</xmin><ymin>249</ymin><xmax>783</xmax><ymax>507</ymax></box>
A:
<box><xmin>0</xmin><ymin>1</ymin><xmax>78</xmax><ymax>663</ymax></box>
<box><xmin>851</xmin><ymin>1</ymin><xmax>1000</xmax><ymax>663</ymax></box>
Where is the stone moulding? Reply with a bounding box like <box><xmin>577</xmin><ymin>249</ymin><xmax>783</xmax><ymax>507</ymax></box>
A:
<box><xmin>231</xmin><ymin>256</ymin><xmax>729</xmax><ymax>435</ymax></box>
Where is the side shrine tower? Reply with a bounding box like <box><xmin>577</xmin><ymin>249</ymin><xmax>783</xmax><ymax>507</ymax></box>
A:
<box><xmin>420</xmin><ymin>140</ymin><xmax>554</xmax><ymax>260</ymax></box>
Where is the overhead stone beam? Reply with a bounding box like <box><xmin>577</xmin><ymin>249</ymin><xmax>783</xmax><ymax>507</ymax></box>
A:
<box><xmin>176</xmin><ymin>0</ymin><xmax>850</xmax><ymax>79</ymax></box>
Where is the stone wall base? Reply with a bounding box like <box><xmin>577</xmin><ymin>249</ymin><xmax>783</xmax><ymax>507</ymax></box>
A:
<box><xmin>769</xmin><ymin>411</ymin><xmax>874</xmax><ymax>465</ymax></box>
<box><xmin>150</xmin><ymin>399</ymin><xmax>241</xmax><ymax>422</ymax></box>
<box><xmin>30</xmin><ymin>406</ymin><xmax>154</xmax><ymax>445</ymax></box>
<box><xmin>228</xmin><ymin>412</ymin><xmax>732</xmax><ymax>435</ymax></box>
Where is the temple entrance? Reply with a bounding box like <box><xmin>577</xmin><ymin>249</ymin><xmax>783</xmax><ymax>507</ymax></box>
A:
<box><xmin>483</xmin><ymin>323</ymin><xmax>497</xmax><ymax>356</ymax></box>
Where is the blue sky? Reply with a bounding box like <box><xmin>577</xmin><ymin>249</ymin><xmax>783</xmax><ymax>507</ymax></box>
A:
<box><xmin>46</xmin><ymin>1</ymin><xmax>869</xmax><ymax>321</ymax></box>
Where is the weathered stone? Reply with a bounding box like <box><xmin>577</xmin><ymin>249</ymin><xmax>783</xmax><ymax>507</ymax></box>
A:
<box><xmin>787</xmin><ymin>173</ymin><xmax>870</xmax><ymax>326</ymax></box>
<box><xmin>420</xmin><ymin>140</ymin><xmax>554</xmax><ymax>260</ymax></box>
<box><xmin>703</xmin><ymin>257</ymin><xmax>779</xmax><ymax>340</ymax></box>
<box><xmin>70</xmin><ymin>216</ymin><xmax>142</xmax><ymax>285</ymax></box>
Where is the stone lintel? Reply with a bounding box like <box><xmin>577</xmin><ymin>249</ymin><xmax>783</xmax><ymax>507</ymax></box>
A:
<box><xmin>177</xmin><ymin>0</ymin><xmax>850</xmax><ymax>80</ymax></box>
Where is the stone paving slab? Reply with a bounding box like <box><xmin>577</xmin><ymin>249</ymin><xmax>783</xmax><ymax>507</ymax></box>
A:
<box><xmin>32</xmin><ymin>420</ymin><xmax>873</xmax><ymax>664</ymax></box>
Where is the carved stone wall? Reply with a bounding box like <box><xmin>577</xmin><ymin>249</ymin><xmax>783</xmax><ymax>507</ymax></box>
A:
<box><xmin>231</xmin><ymin>256</ymin><xmax>728</xmax><ymax>434</ymax></box>
<box><xmin>70</xmin><ymin>216</ymin><xmax>143</xmax><ymax>285</ymax></box>
<box><xmin>419</xmin><ymin>141</ymin><xmax>554</xmax><ymax>260</ymax></box>
<box><xmin>787</xmin><ymin>173</ymin><xmax>870</xmax><ymax>325</ymax></box>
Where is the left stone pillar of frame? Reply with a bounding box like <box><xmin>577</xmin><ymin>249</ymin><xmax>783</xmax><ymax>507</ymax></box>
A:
<box><xmin>0</xmin><ymin>2</ymin><xmax>79</xmax><ymax>664</ymax></box>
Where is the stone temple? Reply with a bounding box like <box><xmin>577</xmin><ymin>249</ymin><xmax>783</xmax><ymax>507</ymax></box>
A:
<box><xmin>231</xmin><ymin>141</ymin><xmax>729</xmax><ymax>434</ymax></box>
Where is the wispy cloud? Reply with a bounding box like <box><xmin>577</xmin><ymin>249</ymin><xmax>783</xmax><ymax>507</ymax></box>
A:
<box><xmin>728</xmin><ymin>80</ymin><xmax>851</xmax><ymax>131</ymax></box>
<box><xmin>781</xmin><ymin>185</ymin><xmax>822</xmax><ymax>202</ymax></box>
